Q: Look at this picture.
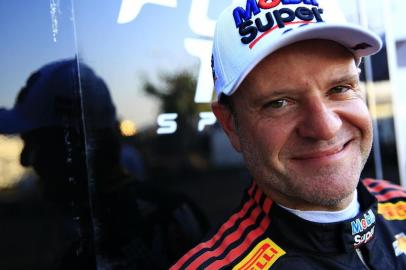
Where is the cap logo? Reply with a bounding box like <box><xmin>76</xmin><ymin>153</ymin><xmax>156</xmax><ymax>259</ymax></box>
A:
<box><xmin>233</xmin><ymin>0</ymin><xmax>324</xmax><ymax>48</ymax></box>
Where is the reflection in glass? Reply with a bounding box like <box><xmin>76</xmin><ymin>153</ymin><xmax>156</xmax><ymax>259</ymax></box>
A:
<box><xmin>0</xmin><ymin>59</ymin><xmax>211</xmax><ymax>269</ymax></box>
<box><xmin>80</xmin><ymin>63</ymin><xmax>210</xmax><ymax>269</ymax></box>
<box><xmin>0</xmin><ymin>59</ymin><xmax>96</xmax><ymax>269</ymax></box>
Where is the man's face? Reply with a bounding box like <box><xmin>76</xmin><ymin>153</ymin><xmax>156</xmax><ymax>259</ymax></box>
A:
<box><xmin>213</xmin><ymin>40</ymin><xmax>373</xmax><ymax>210</ymax></box>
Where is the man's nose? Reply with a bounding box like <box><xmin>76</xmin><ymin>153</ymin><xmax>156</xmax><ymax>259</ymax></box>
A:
<box><xmin>297</xmin><ymin>99</ymin><xmax>342</xmax><ymax>140</ymax></box>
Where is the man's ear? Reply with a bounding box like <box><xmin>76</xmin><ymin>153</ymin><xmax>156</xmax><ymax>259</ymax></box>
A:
<box><xmin>211</xmin><ymin>101</ymin><xmax>241</xmax><ymax>152</ymax></box>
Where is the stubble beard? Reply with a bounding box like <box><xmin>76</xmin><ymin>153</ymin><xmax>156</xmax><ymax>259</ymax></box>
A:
<box><xmin>268</xmin><ymin>160</ymin><xmax>362</xmax><ymax>208</ymax></box>
<box><xmin>239</xmin><ymin>135</ymin><xmax>372</xmax><ymax>209</ymax></box>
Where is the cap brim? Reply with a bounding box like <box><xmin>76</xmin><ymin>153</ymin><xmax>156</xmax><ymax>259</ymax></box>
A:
<box><xmin>222</xmin><ymin>23</ymin><xmax>383</xmax><ymax>96</ymax></box>
<box><xmin>0</xmin><ymin>108</ymin><xmax>39</xmax><ymax>135</ymax></box>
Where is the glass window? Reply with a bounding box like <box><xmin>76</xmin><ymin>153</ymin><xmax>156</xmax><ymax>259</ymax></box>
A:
<box><xmin>0</xmin><ymin>1</ymin><xmax>96</xmax><ymax>269</ymax></box>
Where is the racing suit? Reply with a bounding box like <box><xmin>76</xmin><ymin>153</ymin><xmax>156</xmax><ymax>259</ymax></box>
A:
<box><xmin>171</xmin><ymin>178</ymin><xmax>406</xmax><ymax>269</ymax></box>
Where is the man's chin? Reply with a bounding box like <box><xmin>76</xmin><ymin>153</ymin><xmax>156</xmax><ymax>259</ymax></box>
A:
<box><xmin>289</xmin><ymin>176</ymin><xmax>359</xmax><ymax>209</ymax></box>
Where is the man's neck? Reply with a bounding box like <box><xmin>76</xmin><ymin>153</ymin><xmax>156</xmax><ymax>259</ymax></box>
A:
<box><xmin>258</xmin><ymin>182</ymin><xmax>356</xmax><ymax>212</ymax></box>
<box><xmin>277</xmin><ymin>190</ymin><xmax>360</xmax><ymax>223</ymax></box>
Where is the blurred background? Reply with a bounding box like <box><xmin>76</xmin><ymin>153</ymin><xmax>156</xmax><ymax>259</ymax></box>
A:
<box><xmin>0</xmin><ymin>0</ymin><xmax>405</xmax><ymax>269</ymax></box>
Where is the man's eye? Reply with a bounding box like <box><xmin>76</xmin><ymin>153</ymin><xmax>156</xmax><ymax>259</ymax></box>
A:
<box><xmin>266</xmin><ymin>99</ymin><xmax>289</xmax><ymax>109</ymax></box>
<box><xmin>330</xmin><ymin>86</ymin><xmax>350</xmax><ymax>94</ymax></box>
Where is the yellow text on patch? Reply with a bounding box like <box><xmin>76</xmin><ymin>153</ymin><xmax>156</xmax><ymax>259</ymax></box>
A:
<box><xmin>233</xmin><ymin>238</ymin><xmax>286</xmax><ymax>270</ymax></box>
<box><xmin>378</xmin><ymin>201</ymin><xmax>406</xmax><ymax>220</ymax></box>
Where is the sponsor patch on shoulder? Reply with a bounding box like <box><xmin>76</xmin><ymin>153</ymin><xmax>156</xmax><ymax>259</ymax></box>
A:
<box><xmin>378</xmin><ymin>201</ymin><xmax>406</xmax><ymax>221</ymax></box>
<box><xmin>233</xmin><ymin>238</ymin><xmax>285</xmax><ymax>270</ymax></box>
<box><xmin>393</xmin><ymin>233</ymin><xmax>406</xmax><ymax>256</ymax></box>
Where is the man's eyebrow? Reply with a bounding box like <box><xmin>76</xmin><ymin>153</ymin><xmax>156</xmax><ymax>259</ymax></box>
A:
<box><xmin>249</xmin><ymin>74</ymin><xmax>361</xmax><ymax>105</ymax></box>
<box><xmin>328</xmin><ymin>74</ymin><xmax>360</xmax><ymax>86</ymax></box>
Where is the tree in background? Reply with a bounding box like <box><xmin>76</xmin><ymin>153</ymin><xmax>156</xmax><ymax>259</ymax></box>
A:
<box><xmin>140</xmin><ymin>71</ymin><xmax>212</xmax><ymax>176</ymax></box>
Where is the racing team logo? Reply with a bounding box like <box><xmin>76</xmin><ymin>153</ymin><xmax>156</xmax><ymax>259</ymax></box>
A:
<box><xmin>393</xmin><ymin>233</ymin><xmax>406</xmax><ymax>257</ymax></box>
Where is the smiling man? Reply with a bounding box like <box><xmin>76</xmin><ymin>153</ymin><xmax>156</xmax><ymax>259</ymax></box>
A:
<box><xmin>222</xmin><ymin>39</ymin><xmax>372</xmax><ymax>213</ymax></box>
<box><xmin>171</xmin><ymin>0</ymin><xmax>406</xmax><ymax>269</ymax></box>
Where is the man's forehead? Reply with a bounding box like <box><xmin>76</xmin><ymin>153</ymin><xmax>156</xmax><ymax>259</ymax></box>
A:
<box><xmin>257</xmin><ymin>39</ymin><xmax>356</xmax><ymax>66</ymax></box>
<box><xmin>236</xmin><ymin>60</ymin><xmax>359</xmax><ymax>103</ymax></box>
<box><xmin>242</xmin><ymin>40</ymin><xmax>355</xmax><ymax>79</ymax></box>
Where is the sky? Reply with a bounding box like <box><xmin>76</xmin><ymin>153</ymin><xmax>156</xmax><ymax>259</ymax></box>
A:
<box><xmin>1</xmin><ymin>0</ymin><xmax>405</xmax><ymax>129</ymax></box>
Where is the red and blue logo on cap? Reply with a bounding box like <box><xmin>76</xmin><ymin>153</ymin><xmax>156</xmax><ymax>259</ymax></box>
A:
<box><xmin>233</xmin><ymin>0</ymin><xmax>325</xmax><ymax>48</ymax></box>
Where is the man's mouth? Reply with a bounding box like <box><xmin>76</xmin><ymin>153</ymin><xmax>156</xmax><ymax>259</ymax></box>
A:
<box><xmin>292</xmin><ymin>140</ymin><xmax>352</xmax><ymax>161</ymax></box>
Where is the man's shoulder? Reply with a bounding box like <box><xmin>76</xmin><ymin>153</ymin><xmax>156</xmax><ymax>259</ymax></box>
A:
<box><xmin>361</xmin><ymin>178</ymin><xmax>406</xmax><ymax>202</ymax></box>
<box><xmin>170</xmin><ymin>185</ymin><xmax>274</xmax><ymax>270</ymax></box>
<box><xmin>170</xmin><ymin>234</ymin><xmax>287</xmax><ymax>270</ymax></box>
<box><xmin>362</xmin><ymin>178</ymin><xmax>406</xmax><ymax>222</ymax></box>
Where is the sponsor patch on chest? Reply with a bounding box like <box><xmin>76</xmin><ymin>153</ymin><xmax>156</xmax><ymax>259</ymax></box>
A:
<box><xmin>233</xmin><ymin>238</ymin><xmax>286</xmax><ymax>270</ymax></box>
<box><xmin>350</xmin><ymin>209</ymin><xmax>376</xmax><ymax>247</ymax></box>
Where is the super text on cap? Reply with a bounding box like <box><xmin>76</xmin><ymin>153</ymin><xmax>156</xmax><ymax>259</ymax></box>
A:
<box><xmin>233</xmin><ymin>0</ymin><xmax>323</xmax><ymax>46</ymax></box>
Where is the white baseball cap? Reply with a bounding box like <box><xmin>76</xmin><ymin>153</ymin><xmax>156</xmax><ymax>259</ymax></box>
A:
<box><xmin>212</xmin><ymin>0</ymin><xmax>383</xmax><ymax>97</ymax></box>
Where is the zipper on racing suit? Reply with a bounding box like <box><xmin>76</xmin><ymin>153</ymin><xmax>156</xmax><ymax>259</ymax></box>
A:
<box><xmin>355</xmin><ymin>248</ymin><xmax>371</xmax><ymax>270</ymax></box>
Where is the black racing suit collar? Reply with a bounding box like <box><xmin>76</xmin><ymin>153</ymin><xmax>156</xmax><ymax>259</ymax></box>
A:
<box><xmin>249</xmin><ymin>180</ymin><xmax>378</xmax><ymax>254</ymax></box>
